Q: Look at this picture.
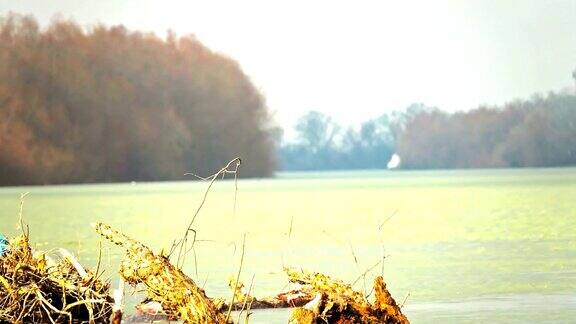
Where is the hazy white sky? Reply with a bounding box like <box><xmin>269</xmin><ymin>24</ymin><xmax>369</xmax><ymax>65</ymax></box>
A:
<box><xmin>2</xmin><ymin>0</ymin><xmax>576</xmax><ymax>128</ymax></box>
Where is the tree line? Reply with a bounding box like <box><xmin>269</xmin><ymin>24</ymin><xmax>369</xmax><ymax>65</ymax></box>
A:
<box><xmin>2</xmin><ymin>14</ymin><xmax>574</xmax><ymax>184</ymax></box>
<box><xmin>398</xmin><ymin>91</ymin><xmax>576</xmax><ymax>169</ymax></box>
<box><xmin>0</xmin><ymin>14</ymin><xmax>275</xmax><ymax>185</ymax></box>
<box><xmin>280</xmin><ymin>91</ymin><xmax>576</xmax><ymax>170</ymax></box>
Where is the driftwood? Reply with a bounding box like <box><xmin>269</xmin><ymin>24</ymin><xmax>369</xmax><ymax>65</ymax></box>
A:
<box><xmin>216</xmin><ymin>267</ymin><xmax>409</xmax><ymax>323</ymax></box>
<box><xmin>286</xmin><ymin>268</ymin><xmax>410</xmax><ymax>324</ymax></box>
<box><xmin>91</xmin><ymin>222</ymin><xmax>410</xmax><ymax>324</ymax></box>
<box><xmin>93</xmin><ymin>222</ymin><xmax>229</xmax><ymax>324</ymax></box>
<box><xmin>219</xmin><ymin>277</ymin><xmax>313</xmax><ymax>311</ymax></box>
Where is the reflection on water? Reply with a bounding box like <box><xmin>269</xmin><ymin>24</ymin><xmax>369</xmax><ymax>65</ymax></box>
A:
<box><xmin>0</xmin><ymin>168</ymin><xmax>575</xmax><ymax>322</ymax></box>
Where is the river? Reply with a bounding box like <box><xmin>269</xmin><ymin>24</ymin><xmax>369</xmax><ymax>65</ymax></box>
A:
<box><xmin>0</xmin><ymin>168</ymin><xmax>575</xmax><ymax>323</ymax></box>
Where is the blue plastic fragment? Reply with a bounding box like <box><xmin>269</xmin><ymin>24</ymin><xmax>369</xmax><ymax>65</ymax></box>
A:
<box><xmin>0</xmin><ymin>233</ymin><xmax>8</xmax><ymax>256</ymax></box>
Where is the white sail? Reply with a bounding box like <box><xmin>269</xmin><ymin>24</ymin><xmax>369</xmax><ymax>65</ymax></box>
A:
<box><xmin>387</xmin><ymin>154</ymin><xmax>401</xmax><ymax>169</ymax></box>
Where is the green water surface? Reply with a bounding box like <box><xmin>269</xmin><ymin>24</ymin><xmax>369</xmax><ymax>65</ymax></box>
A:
<box><xmin>0</xmin><ymin>168</ymin><xmax>575</xmax><ymax>323</ymax></box>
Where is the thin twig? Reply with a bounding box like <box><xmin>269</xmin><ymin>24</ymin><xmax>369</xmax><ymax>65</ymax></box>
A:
<box><xmin>352</xmin><ymin>259</ymin><xmax>382</xmax><ymax>286</ymax></box>
<box><xmin>233</xmin><ymin>164</ymin><xmax>239</xmax><ymax>217</ymax></box>
<box><xmin>348</xmin><ymin>241</ymin><xmax>367</xmax><ymax>298</ymax></box>
<box><xmin>92</xmin><ymin>239</ymin><xmax>103</xmax><ymax>284</ymax></box>
<box><xmin>174</xmin><ymin>157</ymin><xmax>241</xmax><ymax>268</ymax></box>
<box><xmin>236</xmin><ymin>273</ymin><xmax>255</xmax><ymax>323</ymax></box>
<box><xmin>244</xmin><ymin>296</ymin><xmax>255</xmax><ymax>324</ymax></box>
<box><xmin>226</xmin><ymin>233</ymin><xmax>246</xmax><ymax>323</ymax></box>
<box><xmin>17</xmin><ymin>192</ymin><xmax>30</xmax><ymax>237</ymax></box>
<box><xmin>378</xmin><ymin>210</ymin><xmax>397</xmax><ymax>277</ymax></box>
<box><xmin>186</xmin><ymin>158</ymin><xmax>241</xmax><ymax>230</ymax></box>
<box><xmin>400</xmin><ymin>292</ymin><xmax>411</xmax><ymax>308</ymax></box>
<box><xmin>378</xmin><ymin>210</ymin><xmax>398</xmax><ymax>230</ymax></box>
<box><xmin>288</xmin><ymin>215</ymin><xmax>294</xmax><ymax>239</ymax></box>
<box><xmin>380</xmin><ymin>245</ymin><xmax>386</xmax><ymax>277</ymax></box>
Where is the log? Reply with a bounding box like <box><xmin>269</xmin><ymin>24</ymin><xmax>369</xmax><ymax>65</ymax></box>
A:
<box><xmin>94</xmin><ymin>222</ymin><xmax>229</xmax><ymax>324</ymax></box>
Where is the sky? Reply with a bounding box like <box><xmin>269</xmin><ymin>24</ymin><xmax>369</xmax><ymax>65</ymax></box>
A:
<box><xmin>2</xmin><ymin>0</ymin><xmax>576</xmax><ymax>129</ymax></box>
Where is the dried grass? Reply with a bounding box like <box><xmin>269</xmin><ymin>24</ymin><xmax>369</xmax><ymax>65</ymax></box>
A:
<box><xmin>0</xmin><ymin>234</ymin><xmax>112</xmax><ymax>323</ymax></box>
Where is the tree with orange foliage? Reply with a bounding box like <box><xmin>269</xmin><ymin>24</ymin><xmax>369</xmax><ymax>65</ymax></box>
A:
<box><xmin>0</xmin><ymin>14</ymin><xmax>276</xmax><ymax>185</ymax></box>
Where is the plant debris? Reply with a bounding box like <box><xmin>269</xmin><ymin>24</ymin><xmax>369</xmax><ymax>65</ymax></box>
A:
<box><xmin>93</xmin><ymin>222</ymin><xmax>230</xmax><ymax>323</ymax></box>
<box><xmin>219</xmin><ymin>277</ymin><xmax>313</xmax><ymax>311</ymax></box>
<box><xmin>286</xmin><ymin>268</ymin><xmax>409</xmax><ymax>324</ymax></box>
<box><xmin>1</xmin><ymin>225</ymin><xmax>411</xmax><ymax>324</ymax></box>
<box><xmin>0</xmin><ymin>233</ymin><xmax>113</xmax><ymax>323</ymax></box>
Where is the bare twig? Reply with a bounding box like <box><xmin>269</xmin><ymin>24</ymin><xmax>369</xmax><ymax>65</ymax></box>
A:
<box><xmin>17</xmin><ymin>192</ymin><xmax>30</xmax><ymax>237</ymax></box>
<box><xmin>288</xmin><ymin>215</ymin><xmax>294</xmax><ymax>239</ymax></box>
<box><xmin>378</xmin><ymin>210</ymin><xmax>398</xmax><ymax>230</ymax></box>
<box><xmin>186</xmin><ymin>157</ymin><xmax>241</xmax><ymax>228</ymax></box>
<box><xmin>92</xmin><ymin>239</ymin><xmax>103</xmax><ymax>284</ymax></box>
<box><xmin>352</xmin><ymin>259</ymin><xmax>382</xmax><ymax>286</ymax></box>
<box><xmin>236</xmin><ymin>273</ymin><xmax>255</xmax><ymax>323</ymax></box>
<box><xmin>233</xmin><ymin>163</ymin><xmax>239</xmax><ymax>218</ymax></box>
<box><xmin>380</xmin><ymin>245</ymin><xmax>386</xmax><ymax>278</ymax></box>
<box><xmin>348</xmin><ymin>242</ymin><xmax>367</xmax><ymax>298</ymax></box>
<box><xmin>173</xmin><ymin>157</ymin><xmax>241</xmax><ymax>268</ymax></box>
<box><xmin>378</xmin><ymin>210</ymin><xmax>398</xmax><ymax>277</ymax></box>
<box><xmin>226</xmin><ymin>233</ymin><xmax>246</xmax><ymax>323</ymax></box>
<box><xmin>400</xmin><ymin>292</ymin><xmax>411</xmax><ymax>308</ymax></box>
<box><xmin>244</xmin><ymin>294</ymin><xmax>255</xmax><ymax>324</ymax></box>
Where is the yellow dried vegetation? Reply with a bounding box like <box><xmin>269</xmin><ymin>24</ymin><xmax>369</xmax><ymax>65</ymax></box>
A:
<box><xmin>0</xmin><ymin>234</ymin><xmax>112</xmax><ymax>323</ymax></box>
<box><xmin>286</xmin><ymin>268</ymin><xmax>409</xmax><ymax>324</ymax></box>
<box><xmin>93</xmin><ymin>222</ymin><xmax>230</xmax><ymax>324</ymax></box>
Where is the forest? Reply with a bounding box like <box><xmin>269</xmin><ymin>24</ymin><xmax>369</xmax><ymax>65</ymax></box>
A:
<box><xmin>280</xmin><ymin>91</ymin><xmax>576</xmax><ymax>170</ymax></box>
<box><xmin>0</xmin><ymin>14</ymin><xmax>276</xmax><ymax>185</ymax></box>
<box><xmin>1</xmin><ymin>13</ymin><xmax>576</xmax><ymax>185</ymax></box>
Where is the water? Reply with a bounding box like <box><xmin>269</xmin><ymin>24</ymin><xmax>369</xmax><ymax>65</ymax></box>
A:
<box><xmin>1</xmin><ymin>168</ymin><xmax>575</xmax><ymax>323</ymax></box>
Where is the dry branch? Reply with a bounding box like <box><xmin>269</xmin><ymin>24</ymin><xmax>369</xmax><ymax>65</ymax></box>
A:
<box><xmin>93</xmin><ymin>222</ymin><xmax>229</xmax><ymax>324</ymax></box>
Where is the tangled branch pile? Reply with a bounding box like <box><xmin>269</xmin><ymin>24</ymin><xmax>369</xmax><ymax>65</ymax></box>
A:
<box><xmin>286</xmin><ymin>268</ymin><xmax>409</xmax><ymax>324</ymax></box>
<box><xmin>0</xmin><ymin>234</ymin><xmax>112</xmax><ymax>323</ymax></box>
